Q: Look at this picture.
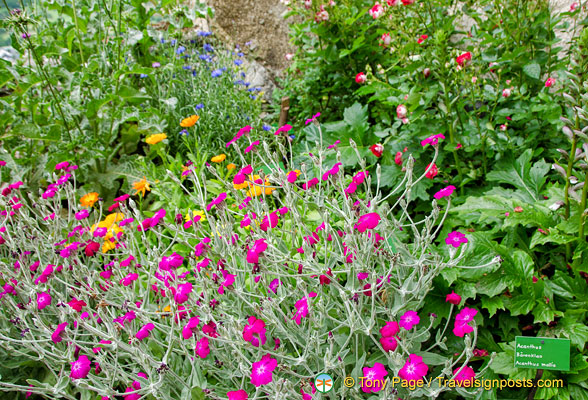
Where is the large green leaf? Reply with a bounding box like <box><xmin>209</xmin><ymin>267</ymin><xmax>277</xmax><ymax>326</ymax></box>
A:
<box><xmin>523</xmin><ymin>62</ymin><xmax>541</xmax><ymax>80</ymax></box>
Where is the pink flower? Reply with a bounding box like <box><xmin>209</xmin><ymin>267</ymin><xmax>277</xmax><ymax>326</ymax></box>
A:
<box><xmin>159</xmin><ymin>252</ymin><xmax>184</xmax><ymax>271</ymax></box>
<box><xmin>396</xmin><ymin>104</ymin><xmax>408</xmax><ymax>119</ymax></box>
<box><xmin>421</xmin><ymin>133</ymin><xmax>446</xmax><ymax>147</ymax></box>
<box><xmin>55</xmin><ymin>161</ymin><xmax>69</xmax><ymax>170</ymax></box>
<box><xmin>425</xmin><ymin>163</ymin><xmax>438</xmax><ymax>179</ymax></box>
<box><xmin>361</xmin><ymin>362</ymin><xmax>388</xmax><ymax>393</ymax></box>
<box><xmin>456</xmin><ymin>52</ymin><xmax>472</xmax><ymax>67</ymax></box>
<box><xmin>368</xmin><ymin>2</ymin><xmax>384</xmax><ymax>18</ymax></box>
<box><xmin>120</xmin><ymin>273</ymin><xmax>138</xmax><ymax>286</ymax></box>
<box><xmin>445</xmin><ymin>231</ymin><xmax>468</xmax><ymax>248</ymax></box>
<box><xmin>302</xmin><ymin>178</ymin><xmax>319</xmax><ymax>190</ymax></box>
<box><xmin>502</xmin><ymin>88</ymin><xmax>511</xmax><ymax>98</ymax></box>
<box><xmin>394</xmin><ymin>151</ymin><xmax>403</xmax><ymax>165</ymax></box>
<box><xmin>243</xmin><ymin>316</ymin><xmax>267</xmax><ymax>347</ymax></box>
<box><xmin>206</xmin><ymin>192</ymin><xmax>227</xmax><ymax>211</ymax></box>
<box><xmin>75</xmin><ymin>209</ymin><xmax>89</xmax><ymax>220</ymax></box>
<box><xmin>570</xmin><ymin>2</ymin><xmax>579</xmax><ymax>11</ymax></box>
<box><xmin>545</xmin><ymin>77</ymin><xmax>556</xmax><ymax>87</ymax></box>
<box><xmin>453</xmin><ymin>307</ymin><xmax>477</xmax><ymax>337</ymax></box>
<box><xmin>218</xmin><ymin>270</ymin><xmax>236</xmax><ymax>294</ymax></box>
<box><xmin>353</xmin><ymin>171</ymin><xmax>369</xmax><ymax>185</ymax></box>
<box><xmin>250</xmin><ymin>354</ymin><xmax>278</xmax><ymax>387</ymax></box>
<box><xmin>268</xmin><ymin>278</ymin><xmax>281</xmax><ymax>294</ymax></box>
<box><xmin>398</xmin><ymin>354</ymin><xmax>429</xmax><ymax>382</ymax></box>
<box><xmin>399</xmin><ymin>310</ymin><xmax>420</xmax><ymax>330</ymax></box>
<box><xmin>380</xmin><ymin>336</ymin><xmax>398</xmax><ymax>352</ymax></box>
<box><xmin>196</xmin><ymin>337</ymin><xmax>210</xmax><ymax>359</ymax></box>
<box><xmin>417</xmin><ymin>34</ymin><xmax>428</xmax><ymax>44</ymax></box>
<box><xmin>260</xmin><ymin>211</ymin><xmax>279</xmax><ymax>231</ymax></box>
<box><xmin>136</xmin><ymin>323</ymin><xmax>155</xmax><ymax>341</ymax></box>
<box><xmin>227</xmin><ymin>125</ymin><xmax>252</xmax><ymax>147</ymax></box>
<box><xmin>70</xmin><ymin>355</ymin><xmax>91</xmax><ymax>380</ymax></box>
<box><xmin>379</xmin><ymin>321</ymin><xmax>399</xmax><ymax>337</ymax></box>
<box><xmin>445</xmin><ymin>291</ymin><xmax>462</xmax><ymax>305</ymax></box>
<box><xmin>120</xmin><ymin>255</ymin><xmax>135</xmax><ymax>267</ymax></box>
<box><xmin>380</xmin><ymin>33</ymin><xmax>391</xmax><ymax>46</ymax></box>
<box><xmin>37</xmin><ymin>292</ymin><xmax>52</xmax><ymax>310</ymax></box>
<box><xmin>174</xmin><ymin>282</ymin><xmax>193</xmax><ymax>304</ymax></box>
<box><xmin>452</xmin><ymin>365</ymin><xmax>475</xmax><ymax>386</ymax></box>
<box><xmin>68</xmin><ymin>297</ymin><xmax>86</xmax><ymax>312</ymax></box>
<box><xmin>293</xmin><ymin>292</ymin><xmax>318</xmax><ymax>325</ymax></box>
<box><xmin>182</xmin><ymin>317</ymin><xmax>201</xmax><ymax>339</ymax></box>
<box><xmin>355</xmin><ymin>72</ymin><xmax>367</xmax><ymax>84</ymax></box>
<box><xmin>327</xmin><ymin>139</ymin><xmax>340</xmax><ymax>149</ymax></box>
<box><xmin>245</xmin><ymin>140</ymin><xmax>260</xmax><ymax>153</ymax></box>
<box><xmin>370</xmin><ymin>143</ymin><xmax>384</xmax><ymax>157</ymax></box>
<box><xmin>354</xmin><ymin>213</ymin><xmax>381</xmax><ymax>233</ymax></box>
<box><xmin>275</xmin><ymin>124</ymin><xmax>293</xmax><ymax>136</ymax></box>
<box><xmin>51</xmin><ymin>322</ymin><xmax>68</xmax><ymax>343</ymax></box>
<box><xmin>434</xmin><ymin>185</ymin><xmax>456</xmax><ymax>200</ymax></box>
<box><xmin>227</xmin><ymin>390</ymin><xmax>248</xmax><ymax>400</ymax></box>
<box><xmin>287</xmin><ymin>170</ymin><xmax>299</xmax><ymax>183</ymax></box>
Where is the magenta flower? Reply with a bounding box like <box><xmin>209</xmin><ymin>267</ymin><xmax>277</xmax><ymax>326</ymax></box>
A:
<box><xmin>379</xmin><ymin>321</ymin><xmax>399</xmax><ymax>337</ymax></box>
<box><xmin>227</xmin><ymin>125</ymin><xmax>252</xmax><ymax>148</ymax></box>
<box><xmin>120</xmin><ymin>273</ymin><xmax>138</xmax><ymax>286</ymax></box>
<box><xmin>174</xmin><ymin>282</ymin><xmax>193</xmax><ymax>304</ymax></box>
<box><xmin>287</xmin><ymin>170</ymin><xmax>299</xmax><ymax>183</ymax></box>
<box><xmin>398</xmin><ymin>354</ymin><xmax>429</xmax><ymax>382</ymax></box>
<box><xmin>292</xmin><ymin>292</ymin><xmax>318</xmax><ymax>325</ymax></box>
<box><xmin>55</xmin><ymin>161</ymin><xmax>69</xmax><ymax>170</ymax></box>
<box><xmin>446</xmin><ymin>291</ymin><xmax>462</xmax><ymax>305</ymax></box>
<box><xmin>218</xmin><ymin>270</ymin><xmax>236</xmax><ymax>294</ymax></box>
<box><xmin>243</xmin><ymin>316</ymin><xmax>267</xmax><ymax>347</ymax></box>
<box><xmin>37</xmin><ymin>292</ymin><xmax>52</xmax><ymax>310</ymax></box>
<box><xmin>182</xmin><ymin>317</ymin><xmax>201</xmax><ymax>340</ymax></box>
<box><xmin>354</xmin><ymin>213</ymin><xmax>381</xmax><ymax>233</ymax></box>
<box><xmin>380</xmin><ymin>336</ymin><xmax>398</xmax><ymax>352</ymax></box>
<box><xmin>260</xmin><ymin>211</ymin><xmax>279</xmax><ymax>231</ymax></box>
<box><xmin>206</xmin><ymin>192</ymin><xmax>227</xmax><ymax>211</ymax></box>
<box><xmin>70</xmin><ymin>355</ymin><xmax>91</xmax><ymax>380</ymax></box>
<box><xmin>92</xmin><ymin>340</ymin><xmax>112</xmax><ymax>353</ymax></box>
<box><xmin>227</xmin><ymin>389</ymin><xmax>248</xmax><ymax>400</ymax></box>
<box><xmin>136</xmin><ymin>323</ymin><xmax>155</xmax><ymax>341</ymax></box>
<box><xmin>274</xmin><ymin>124</ymin><xmax>292</xmax><ymax>136</ymax></box>
<box><xmin>545</xmin><ymin>77</ymin><xmax>555</xmax><ymax>87</ymax></box>
<box><xmin>74</xmin><ymin>209</ymin><xmax>89</xmax><ymax>220</ymax></box>
<box><xmin>159</xmin><ymin>252</ymin><xmax>184</xmax><ymax>271</ymax></box>
<box><xmin>120</xmin><ymin>255</ymin><xmax>135</xmax><ymax>267</ymax></box>
<box><xmin>244</xmin><ymin>140</ymin><xmax>260</xmax><ymax>153</ymax></box>
<box><xmin>250</xmin><ymin>354</ymin><xmax>278</xmax><ymax>387</ymax></box>
<box><xmin>68</xmin><ymin>297</ymin><xmax>86</xmax><ymax>312</ymax></box>
<box><xmin>452</xmin><ymin>365</ymin><xmax>475</xmax><ymax>386</ymax></box>
<box><xmin>421</xmin><ymin>134</ymin><xmax>446</xmax><ymax>147</ymax></box>
<box><xmin>51</xmin><ymin>322</ymin><xmax>68</xmax><ymax>343</ymax></box>
<box><xmin>446</xmin><ymin>231</ymin><xmax>468</xmax><ymax>248</ymax></box>
<box><xmin>434</xmin><ymin>185</ymin><xmax>456</xmax><ymax>200</ymax></box>
<box><xmin>327</xmin><ymin>139</ymin><xmax>340</xmax><ymax>149</ymax></box>
<box><xmin>361</xmin><ymin>362</ymin><xmax>388</xmax><ymax>393</ymax></box>
<box><xmin>301</xmin><ymin>178</ymin><xmax>319</xmax><ymax>190</ymax></box>
<box><xmin>453</xmin><ymin>307</ymin><xmax>478</xmax><ymax>337</ymax></box>
<box><xmin>399</xmin><ymin>310</ymin><xmax>420</xmax><ymax>330</ymax></box>
<box><xmin>195</xmin><ymin>337</ymin><xmax>210</xmax><ymax>359</ymax></box>
<box><xmin>268</xmin><ymin>278</ymin><xmax>281</xmax><ymax>294</ymax></box>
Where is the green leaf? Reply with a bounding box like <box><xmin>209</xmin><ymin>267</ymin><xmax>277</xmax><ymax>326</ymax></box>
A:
<box><xmin>343</xmin><ymin>102</ymin><xmax>369</xmax><ymax>140</ymax></box>
<box><xmin>523</xmin><ymin>62</ymin><xmax>541</xmax><ymax>80</ymax></box>
<box><xmin>505</xmin><ymin>295</ymin><xmax>535</xmax><ymax>316</ymax></box>
<box><xmin>481</xmin><ymin>296</ymin><xmax>505</xmax><ymax>317</ymax></box>
<box><xmin>416</xmin><ymin>352</ymin><xmax>447</xmax><ymax>365</ymax></box>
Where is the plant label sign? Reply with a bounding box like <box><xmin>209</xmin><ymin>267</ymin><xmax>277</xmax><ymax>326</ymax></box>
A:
<box><xmin>514</xmin><ymin>336</ymin><xmax>570</xmax><ymax>371</ymax></box>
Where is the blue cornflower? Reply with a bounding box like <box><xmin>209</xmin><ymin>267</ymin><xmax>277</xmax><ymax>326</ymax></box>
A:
<box><xmin>171</xmin><ymin>39</ymin><xmax>177</xmax><ymax>46</ymax></box>
<box><xmin>237</xmin><ymin>52</ymin><xmax>244</xmax><ymax>57</ymax></box>
<box><xmin>176</xmin><ymin>45</ymin><xmax>186</xmax><ymax>55</ymax></box>
<box><xmin>244</xmin><ymin>82</ymin><xmax>251</xmax><ymax>87</ymax></box>
<box><xmin>190</xmin><ymin>39</ymin><xmax>196</xmax><ymax>44</ymax></box>
<box><xmin>199</xmin><ymin>54</ymin><xmax>212</xmax><ymax>63</ymax></box>
<box><xmin>192</xmin><ymin>70</ymin><xmax>197</xmax><ymax>77</ymax></box>
<box><xmin>203</xmin><ymin>43</ymin><xmax>214</xmax><ymax>52</ymax></box>
<box><xmin>289</xmin><ymin>134</ymin><xmax>296</xmax><ymax>140</ymax></box>
<box><xmin>197</xmin><ymin>31</ymin><xmax>213</xmax><ymax>37</ymax></box>
<box><xmin>211</xmin><ymin>69</ymin><xmax>223</xmax><ymax>77</ymax></box>
<box><xmin>221</xmin><ymin>67</ymin><xmax>227</xmax><ymax>72</ymax></box>
<box><xmin>234</xmin><ymin>79</ymin><xmax>245</xmax><ymax>85</ymax></box>
<box><xmin>160</xmin><ymin>38</ymin><xmax>165</xmax><ymax>44</ymax></box>
<box><xmin>241</xmin><ymin>72</ymin><xmax>246</xmax><ymax>78</ymax></box>
<box><xmin>234</xmin><ymin>59</ymin><xmax>243</xmax><ymax>66</ymax></box>
<box><xmin>262</xmin><ymin>124</ymin><xmax>272</xmax><ymax>131</ymax></box>
<box><xmin>195</xmin><ymin>103</ymin><xmax>205</xmax><ymax>110</ymax></box>
<box><xmin>179</xmin><ymin>129</ymin><xmax>189</xmax><ymax>136</ymax></box>
<box><xmin>183</xmin><ymin>65</ymin><xmax>192</xmax><ymax>70</ymax></box>
<box><xmin>250</xmin><ymin>95</ymin><xmax>257</xmax><ymax>100</ymax></box>
<box><xmin>140</xmin><ymin>73</ymin><xmax>148</xmax><ymax>78</ymax></box>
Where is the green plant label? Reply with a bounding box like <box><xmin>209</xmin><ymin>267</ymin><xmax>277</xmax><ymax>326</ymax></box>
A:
<box><xmin>514</xmin><ymin>336</ymin><xmax>570</xmax><ymax>371</ymax></box>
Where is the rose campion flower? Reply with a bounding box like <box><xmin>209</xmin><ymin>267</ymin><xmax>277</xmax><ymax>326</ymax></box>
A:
<box><xmin>292</xmin><ymin>292</ymin><xmax>318</xmax><ymax>325</ymax></box>
<box><xmin>182</xmin><ymin>317</ymin><xmax>201</xmax><ymax>340</ymax></box>
<box><xmin>51</xmin><ymin>322</ymin><xmax>68</xmax><ymax>343</ymax></box>
<box><xmin>70</xmin><ymin>355</ymin><xmax>91</xmax><ymax>380</ymax></box>
<box><xmin>174</xmin><ymin>282</ymin><xmax>193</xmax><ymax>304</ymax></box>
<box><xmin>361</xmin><ymin>362</ymin><xmax>388</xmax><ymax>393</ymax></box>
<box><xmin>37</xmin><ymin>292</ymin><xmax>52</xmax><ymax>310</ymax></box>
<box><xmin>354</xmin><ymin>213</ymin><xmax>381</xmax><ymax>233</ymax></box>
<box><xmin>453</xmin><ymin>307</ymin><xmax>478</xmax><ymax>337</ymax></box>
<box><xmin>68</xmin><ymin>297</ymin><xmax>86</xmax><ymax>312</ymax></box>
<box><xmin>452</xmin><ymin>365</ymin><xmax>475</xmax><ymax>386</ymax></box>
<box><xmin>380</xmin><ymin>321</ymin><xmax>399</xmax><ymax>337</ymax></box>
<box><xmin>396</xmin><ymin>104</ymin><xmax>408</xmax><ymax>119</ymax></box>
<box><xmin>421</xmin><ymin>133</ymin><xmax>445</xmax><ymax>147</ymax></box>
<box><xmin>370</xmin><ymin>143</ymin><xmax>384</xmax><ymax>158</ymax></box>
<box><xmin>250</xmin><ymin>354</ymin><xmax>278</xmax><ymax>387</ymax></box>
<box><xmin>434</xmin><ymin>185</ymin><xmax>456</xmax><ymax>200</ymax></box>
<box><xmin>446</xmin><ymin>231</ymin><xmax>468</xmax><ymax>248</ymax></box>
<box><xmin>425</xmin><ymin>163</ymin><xmax>438</xmax><ymax>179</ymax></box>
<box><xmin>380</xmin><ymin>335</ymin><xmax>398</xmax><ymax>352</ymax></box>
<box><xmin>545</xmin><ymin>77</ymin><xmax>555</xmax><ymax>87</ymax></box>
<box><xmin>355</xmin><ymin>72</ymin><xmax>367</xmax><ymax>84</ymax></box>
<box><xmin>398</xmin><ymin>354</ymin><xmax>429</xmax><ymax>382</ymax></box>
<box><xmin>399</xmin><ymin>310</ymin><xmax>420</xmax><ymax>330</ymax></box>
<box><xmin>136</xmin><ymin>323</ymin><xmax>155</xmax><ymax>341</ymax></box>
<box><xmin>369</xmin><ymin>2</ymin><xmax>384</xmax><ymax>18</ymax></box>
<box><xmin>243</xmin><ymin>316</ymin><xmax>267</xmax><ymax>347</ymax></box>
<box><xmin>159</xmin><ymin>252</ymin><xmax>184</xmax><ymax>271</ymax></box>
<box><xmin>446</xmin><ymin>291</ymin><xmax>462</xmax><ymax>305</ymax></box>
<box><xmin>227</xmin><ymin>390</ymin><xmax>248</xmax><ymax>400</ymax></box>
<box><xmin>196</xmin><ymin>337</ymin><xmax>210</xmax><ymax>359</ymax></box>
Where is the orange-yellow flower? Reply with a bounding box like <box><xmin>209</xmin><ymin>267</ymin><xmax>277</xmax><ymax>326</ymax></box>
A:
<box><xmin>80</xmin><ymin>192</ymin><xmax>99</xmax><ymax>207</ymax></box>
<box><xmin>132</xmin><ymin>177</ymin><xmax>151</xmax><ymax>197</ymax></box>
<box><xmin>180</xmin><ymin>115</ymin><xmax>200</xmax><ymax>128</ymax></box>
<box><xmin>211</xmin><ymin>154</ymin><xmax>226</xmax><ymax>163</ymax></box>
<box><xmin>145</xmin><ymin>133</ymin><xmax>167</xmax><ymax>145</ymax></box>
<box><xmin>227</xmin><ymin>163</ymin><xmax>236</xmax><ymax>170</ymax></box>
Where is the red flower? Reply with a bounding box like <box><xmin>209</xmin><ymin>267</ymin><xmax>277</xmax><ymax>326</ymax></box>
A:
<box><xmin>394</xmin><ymin>151</ymin><xmax>403</xmax><ymax>165</ymax></box>
<box><xmin>370</xmin><ymin>143</ymin><xmax>384</xmax><ymax>158</ymax></box>
<box><xmin>456</xmin><ymin>52</ymin><xmax>472</xmax><ymax>67</ymax></box>
<box><xmin>84</xmin><ymin>241</ymin><xmax>100</xmax><ymax>257</ymax></box>
<box><xmin>355</xmin><ymin>72</ymin><xmax>367</xmax><ymax>84</ymax></box>
<box><xmin>417</xmin><ymin>34</ymin><xmax>428</xmax><ymax>44</ymax></box>
<box><xmin>425</xmin><ymin>163</ymin><xmax>438</xmax><ymax>179</ymax></box>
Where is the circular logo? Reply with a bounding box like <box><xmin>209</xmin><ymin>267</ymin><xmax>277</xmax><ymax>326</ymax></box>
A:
<box><xmin>314</xmin><ymin>373</ymin><xmax>334</xmax><ymax>393</ymax></box>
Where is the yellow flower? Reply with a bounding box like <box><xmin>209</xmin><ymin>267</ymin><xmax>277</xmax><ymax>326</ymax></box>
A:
<box><xmin>246</xmin><ymin>175</ymin><xmax>274</xmax><ymax>197</ymax></box>
<box><xmin>132</xmin><ymin>177</ymin><xmax>151</xmax><ymax>197</ymax></box>
<box><xmin>80</xmin><ymin>192</ymin><xmax>99</xmax><ymax>208</ymax></box>
<box><xmin>180</xmin><ymin>115</ymin><xmax>200</xmax><ymax>128</ymax></box>
<box><xmin>211</xmin><ymin>154</ymin><xmax>226</xmax><ymax>163</ymax></box>
<box><xmin>227</xmin><ymin>163</ymin><xmax>236</xmax><ymax>171</ymax></box>
<box><xmin>145</xmin><ymin>133</ymin><xmax>167</xmax><ymax>145</ymax></box>
<box><xmin>103</xmin><ymin>212</ymin><xmax>124</xmax><ymax>227</ymax></box>
<box><xmin>185</xmin><ymin>210</ymin><xmax>206</xmax><ymax>222</ymax></box>
<box><xmin>102</xmin><ymin>238</ymin><xmax>117</xmax><ymax>253</ymax></box>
